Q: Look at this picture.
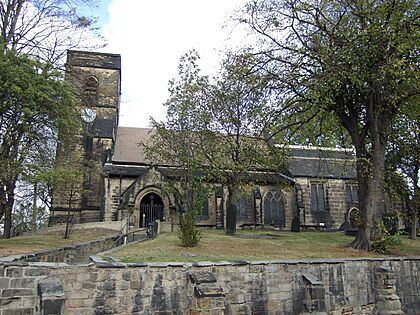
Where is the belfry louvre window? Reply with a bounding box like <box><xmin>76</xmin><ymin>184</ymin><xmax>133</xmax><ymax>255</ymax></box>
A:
<box><xmin>84</xmin><ymin>75</ymin><xmax>99</xmax><ymax>105</ymax></box>
<box><xmin>311</xmin><ymin>183</ymin><xmax>326</xmax><ymax>211</ymax></box>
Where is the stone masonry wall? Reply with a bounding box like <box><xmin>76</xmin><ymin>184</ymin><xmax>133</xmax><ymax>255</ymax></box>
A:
<box><xmin>0</xmin><ymin>234</ymin><xmax>121</xmax><ymax>264</ymax></box>
<box><xmin>0</xmin><ymin>257</ymin><xmax>419</xmax><ymax>315</ymax></box>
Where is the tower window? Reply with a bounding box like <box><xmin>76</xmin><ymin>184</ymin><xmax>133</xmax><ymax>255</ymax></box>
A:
<box><xmin>84</xmin><ymin>75</ymin><xmax>99</xmax><ymax>105</ymax></box>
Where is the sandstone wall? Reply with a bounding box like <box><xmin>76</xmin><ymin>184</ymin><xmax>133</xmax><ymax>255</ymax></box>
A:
<box><xmin>0</xmin><ymin>257</ymin><xmax>419</xmax><ymax>315</ymax></box>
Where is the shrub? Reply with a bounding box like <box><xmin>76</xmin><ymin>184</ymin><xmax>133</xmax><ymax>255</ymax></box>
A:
<box><xmin>372</xmin><ymin>222</ymin><xmax>402</xmax><ymax>254</ymax></box>
<box><xmin>177</xmin><ymin>210</ymin><xmax>201</xmax><ymax>247</ymax></box>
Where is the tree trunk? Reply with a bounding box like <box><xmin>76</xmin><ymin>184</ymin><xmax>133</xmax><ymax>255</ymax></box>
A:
<box><xmin>31</xmin><ymin>182</ymin><xmax>37</xmax><ymax>234</ymax></box>
<box><xmin>3</xmin><ymin>204</ymin><xmax>12</xmax><ymax>238</ymax></box>
<box><xmin>64</xmin><ymin>208</ymin><xmax>71</xmax><ymax>239</ymax></box>
<box><xmin>2</xmin><ymin>183</ymin><xmax>16</xmax><ymax>238</ymax></box>
<box><xmin>349</xmin><ymin>119</ymin><xmax>386</xmax><ymax>251</ymax></box>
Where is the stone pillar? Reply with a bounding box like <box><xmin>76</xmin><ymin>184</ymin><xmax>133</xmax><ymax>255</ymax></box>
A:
<box><xmin>38</xmin><ymin>277</ymin><xmax>65</xmax><ymax>315</ymax></box>
<box><xmin>374</xmin><ymin>266</ymin><xmax>404</xmax><ymax>315</ymax></box>
<box><xmin>302</xmin><ymin>273</ymin><xmax>326</xmax><ymax>314</ymax></box>
<box><xmin>189</xmin><ymin>271</ymin><xmax>225</xmax><ymax>315</ymax></box>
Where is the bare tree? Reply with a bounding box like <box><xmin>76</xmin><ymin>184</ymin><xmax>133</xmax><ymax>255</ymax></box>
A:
<box><xmin>0</xmin><ymin>0</ymin><xmax>103</xmax><ymax>63</ymax></box>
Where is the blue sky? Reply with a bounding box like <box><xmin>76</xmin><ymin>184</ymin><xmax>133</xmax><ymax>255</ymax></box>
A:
<box><xmin>85</xmin><ymin>0</ymin><xmax>249</xmax><ymax>128</ymax></box>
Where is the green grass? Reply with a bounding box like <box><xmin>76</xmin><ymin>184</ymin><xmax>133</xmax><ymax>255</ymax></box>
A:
<box><xmin>107</xmin><ymin>229</ymin><xmax>420</xmax><ymax>263</ymax></box>
<box><xmin>0</xmin><ymin>228</ymin><xmax>118</xmax><ymax>257</ymax></box>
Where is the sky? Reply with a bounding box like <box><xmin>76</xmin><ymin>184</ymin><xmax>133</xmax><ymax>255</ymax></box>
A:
<box><xmin>91</xmin><ymin>0</ymin><xmax>250</xmax><ymax>128</ymax></box>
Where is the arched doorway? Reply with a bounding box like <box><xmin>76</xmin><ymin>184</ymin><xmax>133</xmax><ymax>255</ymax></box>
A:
<box><xmin>348</xmin><ymin>207</ymin><xmax>361</xmax><ymax>229</ymax></box>
<box><xmin>140</xmin><ymin>192</ymin><xmax>163</xmax><ymax>227</ymax></box>
<box><xmin>263</xmin><ymin>190</ymin><xmax>285</xmax><ymax>227</ymax></box>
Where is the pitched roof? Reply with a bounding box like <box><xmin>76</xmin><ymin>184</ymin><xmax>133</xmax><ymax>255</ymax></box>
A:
<box><xmin>110</xmin><ymin>127</ymin><xmax>357</xmax><ymax>179</ymax></box>
<box><xmin>112</xmin><ymin>127</ymin><xmax>153</xmax><ymax>164</ymax></box>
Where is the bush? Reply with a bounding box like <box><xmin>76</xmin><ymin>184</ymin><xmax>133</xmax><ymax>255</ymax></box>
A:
<box><xmin>372</xmin><ymin>222</ymin><xmax>402</xmax><ymax>254</ymax></box>
<box><xmin>177</xmin><ymin>210</ymin><xmax>201</xmax><ymax>247</ymax></box>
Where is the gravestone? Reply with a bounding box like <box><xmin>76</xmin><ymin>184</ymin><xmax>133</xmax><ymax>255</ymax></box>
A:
<box><xmin>291</xmin><ymin>216</ymin><xmax>300</xmax><ymax>232</ymax></box>
<box><xmin>226</xmin><ymin>204</ymin><xmax>237</xmax><ymax>236</ymax></box>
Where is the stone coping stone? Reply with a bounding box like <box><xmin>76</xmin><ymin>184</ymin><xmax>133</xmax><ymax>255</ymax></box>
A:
<box><xmin>166</xmin><ymin>262</ymin><xmax>186</xmax><ymax>267</ymax></box>
<box><xmin>193</xmin><ymin>261</ymin><xmax>216</xmax><ymax>267</ymax></box>
<box><xmin>303</xmin><ymin>273</ymin><xmax>323</xmax><ymax>285</ymax></box>
<box><xmin>213</xmin><ymin>261</ymin><xmax>233</xmax><ymax>266</ymax></box>
<box><xmin>189</xmin><ymin>271</ymin><xmax>217</xmax><ymax>284</ymax></box>
<box><xmin>90</xmin><ymin>255</ymin><xmax>108</xmax><ymax>264</ymax></box>
<box><xmin>148</xmin><ymin>262</ymin><xmax>172</xmax><ymax>268</ymax></box>
<box><xmin>95</xmin><ymin>262</ymin><xmax>126</xmax><ymax>268</ymax></box>
<box><xmin>249</xmin><ymin>260</ymin><xmax>272</xmax><ymax>265</ymax></box>
<box><xmin>228</xmin><ymin>260</ymin><xmax>249</xmax><ymax>266</ymax></box>
<box><xmin>2</xmin><ymin>256</ymin><xmax>420</xmax><ymax>269</ymax></box>
<box><xmin>126</xmin><ymin>263</ymin><xmax>148</xmax><ymax>268</ymax></box>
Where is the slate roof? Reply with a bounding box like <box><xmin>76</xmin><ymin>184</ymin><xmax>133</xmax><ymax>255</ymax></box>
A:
<box><xmin>110</xmin><ymin>127</ymin><xmax>357</xmax><ymax>180</ymax></box>
<box><xmin>285</xmin><ymin>145</ymin><xmax>357</xmax><ymax>179</ymax></box>
<box><xmin>112</xmin><ymin>127</ymin><xmax>154</xmax><ymax>164</ymax></box>
<box><xmin>287</xmin><ymin>157</ymin><xmax>356</xmax><ymax>179</ymax></box>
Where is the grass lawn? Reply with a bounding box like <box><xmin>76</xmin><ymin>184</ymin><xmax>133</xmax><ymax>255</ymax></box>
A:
<box><xmin>107</xmin><ymin>229</ymin><xmax>420</xmax><ymax>263</ymax></box>
<box><xmin>0</xmin><ymin>228</ymin><xmax>118</xmax><ymax>257</ymax></box>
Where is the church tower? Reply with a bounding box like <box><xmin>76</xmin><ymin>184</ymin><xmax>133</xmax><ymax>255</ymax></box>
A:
<box><xmin>51</xmin><ymin>51</ymin><xmax>121</xmax><ymax>224</ymax></box>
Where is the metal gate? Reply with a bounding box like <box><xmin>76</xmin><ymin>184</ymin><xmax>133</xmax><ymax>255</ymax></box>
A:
<box><xmin>140</xmin><ymin>204</ymin><xmax>163</xmax><ymax>227</ymax></box>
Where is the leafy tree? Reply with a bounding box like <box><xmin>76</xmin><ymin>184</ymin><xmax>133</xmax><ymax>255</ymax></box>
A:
<box><xmin>146</xmin><ymin>51</ymin><xmax>211</xmax><ymax>247</ymax></box>
<box><xmin>204</xmin><ymin>52</ymin><xmax>286</xmax><ymax>233</ymax></box>
<box><xmin>50</xmin><ymin>146</ymin><xmax>94</xmax><ymax>239</ymax></box>
<box><xmin>0</xmin><ymin>0</ymin><xmax>102</xmax><ymax>63</ymax></box>
<box><xmin>238</xmin><ymin>0</ymin><xmax>419</xmax><ymax>250</ymax></box>
<box><xmin>386</xmin><ymin>108</ymin><xmax>419</xmax><ymax>239</ymax></box>
<box><xmin>0</xmin><ymin>0</ymin><xmax>101</xmax><ymax>238</ymax></box>
<box><xmin>148</xmin><ymin>51</ymin><xmax>287</xmax><ymax>237</ymax></box>
<box><xmin>0</xmin><ymin>51</ymin><xmax>78</xmax><ymax>238</ymax></box>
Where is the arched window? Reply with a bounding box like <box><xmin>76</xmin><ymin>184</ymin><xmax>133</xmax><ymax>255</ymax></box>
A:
<box><xmin>84</xmin><ymin>75</ymin><xmax>99</xmax><ymax>105</ymax></box>
<box><xmin>263</xmin><ymin>189</ymin><xmax>285</xmax><ymax>227</ymax></box>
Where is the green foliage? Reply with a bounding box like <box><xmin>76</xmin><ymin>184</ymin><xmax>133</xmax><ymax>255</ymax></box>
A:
<box><xmin>238</xmin><ymin>0</ymin><xmax>419</xmax><ymax>250</ymax></box>
<box><xmin>146</xmin><ymin>51</ymin><xmax>213</xmax><ymax>246</ymax></box>
<box><xmin>177</xmin><ymin>209</ymin><xmax>202</xmax><ymax>247</ymax></box>
<box><xmin>0</xmin><ymin>51</ymin><xmax>78</xmax><ymax>237</ymax></box>
<box><xmin>371</xmin><ymin>222</ymin><xmax>402</xmax><ymax>254</ymax></box>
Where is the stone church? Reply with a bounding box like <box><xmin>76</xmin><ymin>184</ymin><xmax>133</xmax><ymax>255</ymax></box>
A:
<box><xmin>51</xmin><ymin>50</ymin><xmax>386</xmax><ymax>232</ymax></box>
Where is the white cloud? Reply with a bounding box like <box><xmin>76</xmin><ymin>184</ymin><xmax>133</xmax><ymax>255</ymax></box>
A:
<box><xmin>100</xmin><ymin>0</ymin><xmax>249</xmax><ymax>127</ymax></box>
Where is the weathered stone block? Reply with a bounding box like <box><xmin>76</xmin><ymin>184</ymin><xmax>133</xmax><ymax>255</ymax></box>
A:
<box><xmin>0</xmin><ymin>277</ymin><xmax>10</xmax><ymax>288</ymax></box>
<box><xmin>189</xmin><ymin>271</ymin><xmax>217</xmax><ymax>285</ymax></box>
<box><xmin>24</xmin><ymin>268</ymin><xmax>48</xmax><ymax>277</ymax></box>
<box><xmin>194</xmin><ymin>284</ymin><xmax>224</xmax><ymax>298</ymax></box>
<box><xmin>3</xmin><ymin>308</ymin><xmax>33</xmax><ymax>315</ymax></box>
<box><xmin>10</xmin><ymin>277</ymin><xmax>35</xmax><ymax>288</ymax></box>
<box><xmin>0</xmin><ymin>296</ymin><xmax>21</xmax><ymax>308</ymax></box>
<box><xmin>5</xmin><ymin>267</ymin><xmax>23</xmax><ymax>277</ymax></box>
<box><xmin>2</xmin><ymin>288</ymin><xmax>33</xmax><ymax>297</ymax></box>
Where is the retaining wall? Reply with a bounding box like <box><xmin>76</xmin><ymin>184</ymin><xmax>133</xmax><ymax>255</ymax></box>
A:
<box><xmin>0</xmin><ymin>234</ymin><xmax>121</xmax><ymax>264</ymax></box>
<box><xmin>0</xmin><ymin>257</ymin><xmax>419</xmax><ymax>314</ymax></box>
